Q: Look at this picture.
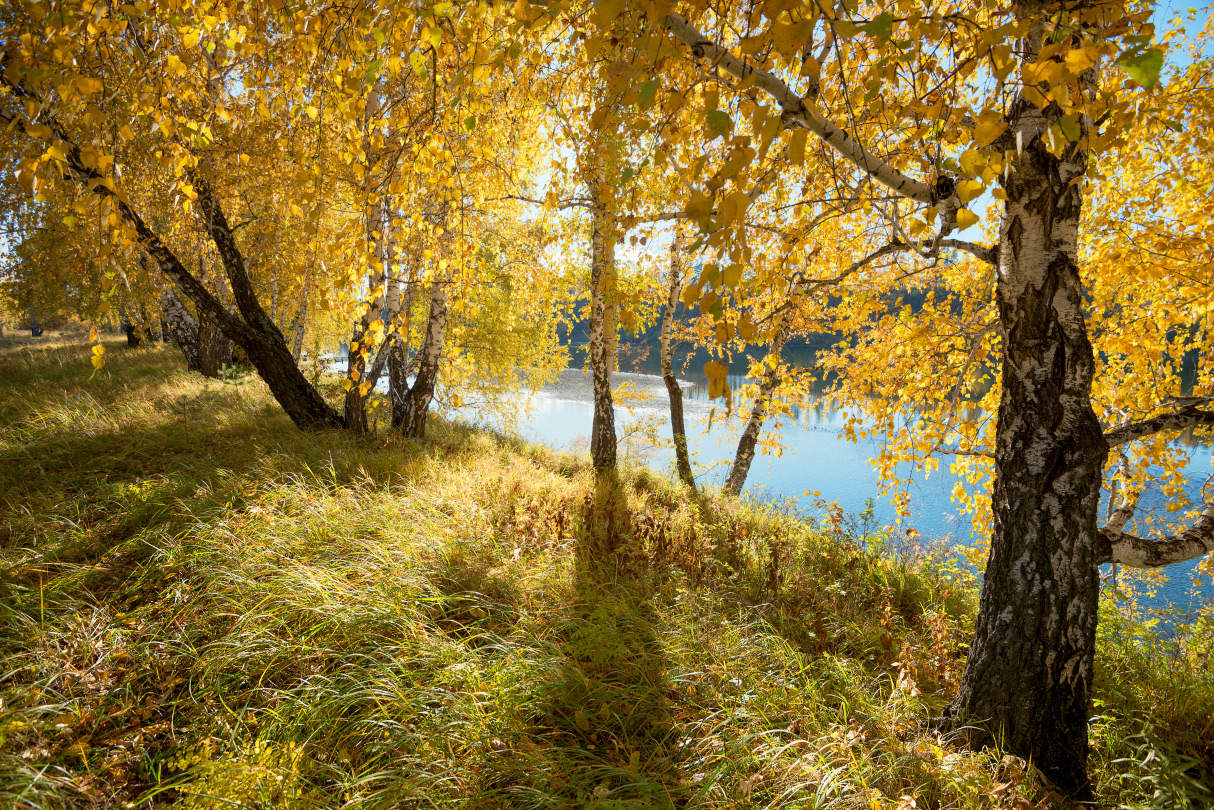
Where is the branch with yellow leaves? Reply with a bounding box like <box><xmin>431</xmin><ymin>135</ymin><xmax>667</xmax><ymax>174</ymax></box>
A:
<box><xmin>1103</xmin><ymin>399</ymin><xmax>1214</xmax><ymax>448</ymax></box>
<box><xmin>1098</xmin><ymin>499</ymin><xmax>1214</xmax><ymax>568</ymax></box>
<box><xmin>661</xmin><ymin>13</ymin><xmax>939</xmax><ymax>205</ymax></box>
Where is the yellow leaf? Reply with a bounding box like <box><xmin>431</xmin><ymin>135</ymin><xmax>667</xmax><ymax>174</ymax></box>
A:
<box><xmin>956</xmin><ymin>179</ymin><xmax>983</xmax><ymax>204</ymax></box>
<box><xmin>705</xmin><ymin>360</ymin><xmax>729</xmax><ymax>399</ymax></box>
<box><xmin>790</xmin><ymin>129</ymin><xmax>807</xmax><ymax>165</ymax></box>
<box><xmin>1064</xmin><ymin>47</ymin><xmax>1096</xmax><ymax>75</ymax></box>
<box><xmin>305</xmin><ymin>105</ymin><xmax>319</xmax><ymax>120</ymax></box>
<box><xmin>681</xmin><ymin>283</ymin><xmax>701</xmax><ymax>308</ymax></box>
<box><xmin>91</xmin><ymin>354</ymin><xmax>105</xmax><ymax>369</ymax></box>
<box><xmin>958</xmin><ymin>148</ymin><xmax>985</xmax><ymax>178</ymax></box>
<box><xmin>956</xmin><ymin>208</ymin><xmax>979</xmax><ymax>229</ymax></box>
<box><xmin>77</xmin><ymin>77</ymin><xmax>103</xmax><ymax>95</ymax></box>
<box><xmin>973</xmin><ymin>110</ymin><xmax>1006</xmax><ymax>147</ymax></box>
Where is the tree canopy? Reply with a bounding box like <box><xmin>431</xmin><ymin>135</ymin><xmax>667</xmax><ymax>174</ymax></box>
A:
<box><xmin>2</xmin><ymin>0</ymin><xmax>1212</xmax><ymax>798</ymax></box>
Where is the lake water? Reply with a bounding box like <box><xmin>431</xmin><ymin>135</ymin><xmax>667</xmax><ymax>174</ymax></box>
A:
<box><xmin>450</xmin><ymin>365</ymin><xmax>1213</xmax><ymax>616</ymax></box>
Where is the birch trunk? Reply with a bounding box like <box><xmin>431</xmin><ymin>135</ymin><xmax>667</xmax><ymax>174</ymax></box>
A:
<box><xmin>344</xmin><ymin>89</ymin><xmax>385</xmax><ymax>435</ymax></box>
<box><xmin>159</xmin><ymin>283</ymin><xmax>203</xmax><ymax>373</ymax></box>
<box><xmin>587</xmin><ymin>191</ymin><xmax>618</xmax><ymax>473</ymax></box>
<box><xmin>660</xmin><ymin>230</ymin><xmax>694</xmax><ymax>487</ymax></box>
<box><xmin>395</xmin><ymin>282</ymin><xmax>448</xmax><ymax>438</ymax></box>
<box><xmin>387</xmin><ymin>278</ymin><xmax>418</xmax><ymax>427</ymax></box>
<box><xmin>945</xmin><ymin>6</ymin><xmax>1106</xmax><ymax>798</ymax></box>
<box><xmin>723</xmin><ymin>326</ymin><xmax>788</xmax><ymax>497</ymax></box>
<box><xmin>197</xmin><ymin>308</ymin><xmax>232</xmax><ymax>378</ymax></box>
<box><xmin>289</xmin><ymin>293</ymin><xmax>307</xmax><ymax>364</ymax></box>
<box><xmin>343</xmin><ymin>284</ymin><xmax>382</xmax><ymax>436</ymax></box>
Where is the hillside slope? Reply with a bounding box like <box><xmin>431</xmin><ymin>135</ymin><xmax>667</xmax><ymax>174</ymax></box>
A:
<box><xmin>0</xmin><ymin>337</ymin><xmax>1210</xmax><ymax>808</ymax></box>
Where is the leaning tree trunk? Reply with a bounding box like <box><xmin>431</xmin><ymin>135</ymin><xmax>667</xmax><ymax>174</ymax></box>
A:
<box><xmin>159</xmin><ymin>283</ymin><xmax>203</xmax><ymax>373</ymax></box>
<box><xmin>660</xmin><ymin>229</ymin><xmax>695</xmax><ymax>487</ymax></box>
<box><xmin>723</xmin><ymin>326</ymin><xmax>787</xmax><ymax>497</ymax></box>
<box><xmin>395</xmin><ymin>282</ymin><xmax>448</xmax><ymax>438</ymax></box>
<box><xmin>187</xmin><ymin>171</ymin><xmax>343</xmax><ymax>428</ymax></box>
<box><xmin>587</xmin><ymin>190</ymin><xmax>618</xmax><ymax>473</ymax></box>
<box><xmin>946</xmin><ymin>12</ymin><xmax>1106</xmax><ymax>798</ymax></box>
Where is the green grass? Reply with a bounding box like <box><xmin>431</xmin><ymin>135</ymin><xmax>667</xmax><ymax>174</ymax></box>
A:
<box><xmin>0</xmin><ymin>336</ymin><xmax>1211</xmax><ymax>809</ymax></box>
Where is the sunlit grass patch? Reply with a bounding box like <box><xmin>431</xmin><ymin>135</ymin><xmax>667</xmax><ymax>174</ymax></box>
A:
<box><xmin>1</xmin><ymin>340</ymin><xmax>1211</xmax><ymax>808</ymax></box>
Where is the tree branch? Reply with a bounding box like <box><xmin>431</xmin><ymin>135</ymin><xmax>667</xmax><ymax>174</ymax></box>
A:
<box><xmin>1099</xmin><ymin>502</ymin><xmax>1214</xmax><ymax>568</ymax></box>
<box><xmin>661</xmin><ymin>13</ymin><xmax>937</xmax><ymax>204</ymax></box>
<box><xmin>1104</xmin><ymin>402</ymin><xmax>1214</xmax><ymax>448</ymax></box>
<box><xmin>938</xmin><ymin>238</ymin><xmax>997</xmax><ymax>265</ymax></box>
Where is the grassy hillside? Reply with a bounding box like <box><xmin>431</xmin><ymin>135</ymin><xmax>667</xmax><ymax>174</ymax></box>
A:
<box><xmin>1</xmin><ymin>336</ymin><xmax>1211</xmax><ymax>809</ymax></box>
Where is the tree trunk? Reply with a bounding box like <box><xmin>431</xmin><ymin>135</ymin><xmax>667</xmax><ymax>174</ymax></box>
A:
<box><xmin>186</xmin><ymin>173</ymin><xmax>339</xmax><ymax>427</ymax></box>
<box><xmin>344</xmin><ymin>89</ymin><xmax>388</xmax><ymax>436</ymax></box>
<box><xmin>660</xmin><ymin>229</ymin><xmax>695</xmax><ymax>487</ymax></box>
<box><xmin>723</xmin><ymin>327</ymin><xmax>787</xmax><ymax>497</ymax></box>
<box><xmin>197</xmin><ymin>308</ymin><xmax>232</xmax><ymax>378</ymax></box>
<box><xmin>587</xmin><ymin>193</ymin><xmax>618</xmax><ymax>473</ymax></box>
<box><xmin>289</xmin><ymin>293</ymin><xmax>307</xmax><ymax>363</ymax></box>
<box><xmin>387</xmin><ymin>278</ymin><xmax>418</xmax><ymax>427</ymax></box>
<box><xmin>122</xmin><ymin>321</ymin><xmax>142</xmax><ymax>348</ymax></box>
<box><xmin>395</xmin><ymin>282</ymin><xmax>448</xmax><ymax>438</ymax></box>
<box><xmin>28</xmin><ymin>308</ymin><xmax>41</xmax><ymax>337</ymax></box>
<box><xmin>159</xmin><ymin>284</ymin><xmax>203</xmax><ymax>373</ymax></box>
<box><xmin>343</xmin><ymin>290</ymin><xmax>381</xmax><ymax>435</ymax></box>
<box><xmin>946</xmin><ymin>9</ymin><xmax>1106</xmax><ymax>798</ymax></box>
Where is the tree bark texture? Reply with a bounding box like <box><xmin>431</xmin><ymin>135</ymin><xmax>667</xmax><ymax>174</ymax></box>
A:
<box><xmin>394</xmin><ymin>282</ymin><xmax>448</xmax><ymax>438</ymax></box>
<box><xmin>723</xmin><ymin>325</ymin><xmax>788</xmax><ymax>497</ymax></box>
<box><xmin>946</xmin><ymin>8</ymin><xmax>1106</xmax><ymax>798</ymax></box>
<box><xmin>587</xmin><ymin>192</ymin><xmax>618</xmax><ymax>473</ymax></box>
<box><xmin>387</xmin><ymin>279</ymin><xmax>418</xmax><ymax>428</ymax></box>
<box><xmin>196</xmin><ymin>308</ymin><xmax>232</xmax><ymax>378</ymax></box>
<box><xmin>159</xmin><ymin>283</ymin><xmax>203</xmax><ymax>373</ymax></box>
<box><xmin>660</xmin><ymin>229</ymin><xmax>695</xmax><ymax>487</ymax></box>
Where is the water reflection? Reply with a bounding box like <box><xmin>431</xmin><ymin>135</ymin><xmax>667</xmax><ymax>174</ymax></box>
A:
<box><xmin>446</xmin><ymin>365</ymin><xmax>1213</xmax><ymax>616</ymax></box>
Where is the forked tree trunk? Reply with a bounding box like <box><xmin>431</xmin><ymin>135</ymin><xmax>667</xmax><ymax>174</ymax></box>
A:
<box><xmin>723</xmin><ymin>326</ymin><xmax>788</xmax><ymax>497</ymax></box>
<box><xmin>660</xmin><ymin>230</ymin><xmax>695</xmax><ymax>487</ymax></box>
<box><xmin>587</xmin><ymin>192</ymin><xmax>618</xmax><ymax>473</ymax></box>
<box><xmin>395</xmin><ymin>282</ymin><xmax>448</xmax><ymax>438</ymax></box>
<box><xmin>946</xmin><ymin>8</ymin><xmax>1107</xmax><ymax>798</ymax></box>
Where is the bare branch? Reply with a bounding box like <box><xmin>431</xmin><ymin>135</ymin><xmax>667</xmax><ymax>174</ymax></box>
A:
<box><xmin>938</xmin><ymin>238</ymin><xmax>997</xmax><ymax>265</ymax></box>
<box><xmin>1099</xmin><ymin>502</ymin><xmax>1214</xmax><ymax>568</ymax></box>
